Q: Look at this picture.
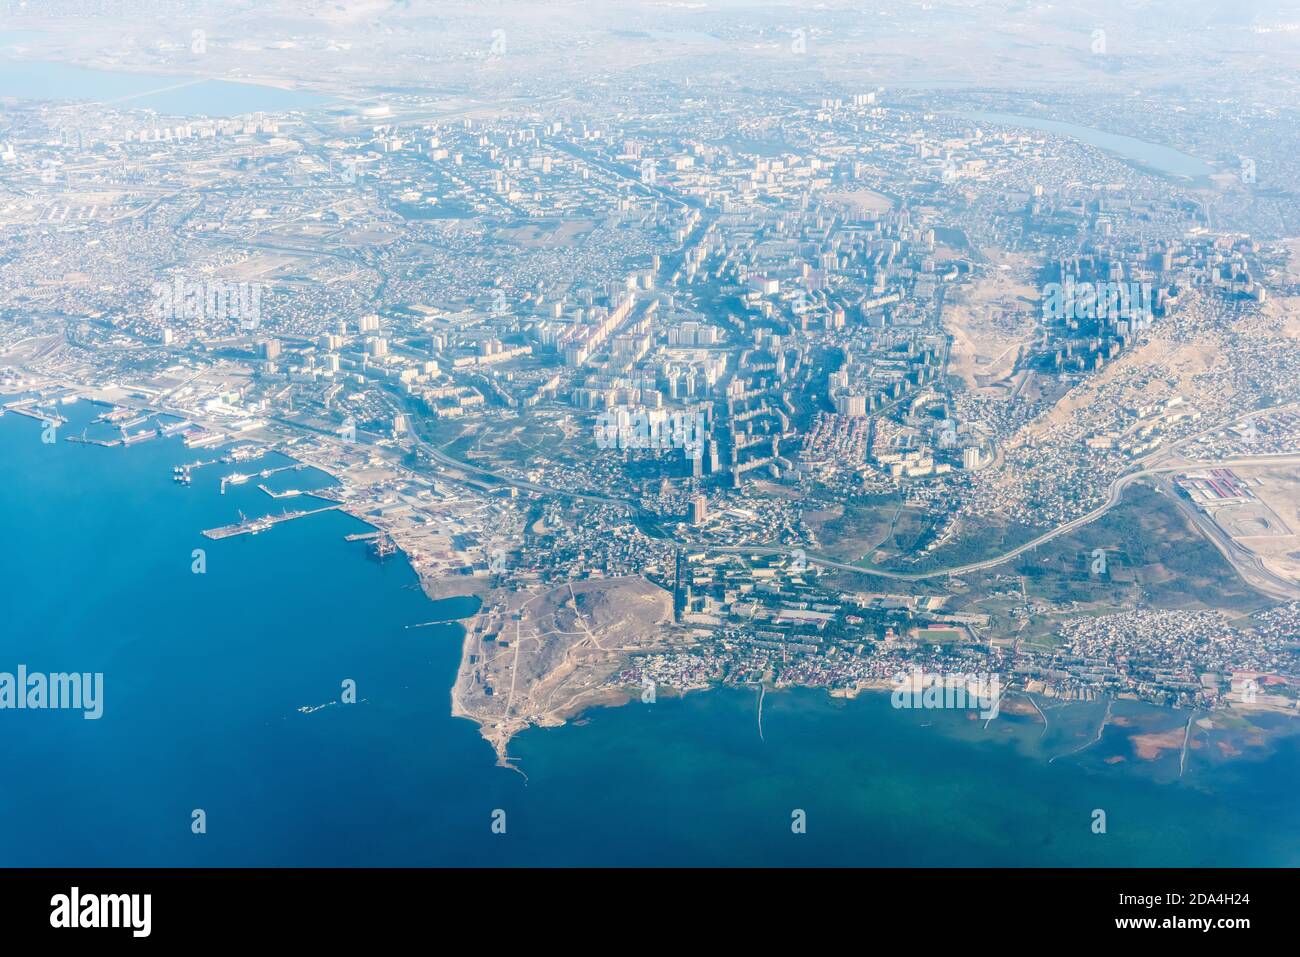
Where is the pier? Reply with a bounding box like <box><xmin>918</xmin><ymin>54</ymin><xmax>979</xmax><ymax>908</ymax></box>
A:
<box><xmin>201</xmin><ymin>504</ymin><xmax>342</xmax><ymax>540</ymax></box>
<box><xmin>66</xmin><ymin>434</ymin><xmax>116</xmax><ymax>447</ymax></box>
<box><xmin>257</xmin><ymin>484</ymin><xmax>304</xmax><ymax>499</ymax></box>
<box><xmin>221</xmin><ymin>463</ymin><xmax>304</xmax><ymax>494</ymax></box>
<box><xmin>7</xmin><ymin>406</ymin><xmax>66</xmax><ymax>426</ymax></box>
<box><xmin>223</xmin><ymin>445</ymin><xmax>269</xmax><ymax>464</ymax></box>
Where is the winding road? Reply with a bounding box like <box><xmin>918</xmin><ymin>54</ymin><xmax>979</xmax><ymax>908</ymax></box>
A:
<box><xmin>397</xmin><ymin>387</ymin><xmax>1300</xmax><ymax>596</ymax></box>
<box><xmin>684</xmin><ymin>455</ymin><xmax>1300</xmax><ymax>590</ymax></box>
<box><xmin>410</xmin><ymin>405</ymin><xmax>1300</xmax><ymax>594</ymax></box>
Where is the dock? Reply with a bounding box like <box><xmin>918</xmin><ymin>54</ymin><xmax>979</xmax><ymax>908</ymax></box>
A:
<box><xmin>201</xmin><ymin>504</ymin><xmax>342</xmax><ymax>540</ymax></box>
<box><xmin>7</xmin><ymin>406</ymin><xmax>66</xmax><ymax>426</ymax></box>
<box><xmin>258</xmin><ymin>484</ymin><xmax>304</xmax><ymax>499</ymax></box>
<box><xmin>222</xmin><ymin>463</ymin><xmax>304</xmax><ymax>494</ymax></box>
<box><xmin>219</xmin><ymin>472</ymin><xmax>251</xmax><ymax>494</ymax></box>
<box><xmin>181</xmin><ymin>458</ymin><xmax>220</xmax><ymax>472</ymax></box>
<box><xmin>121</xmin><ymin>429</ymin><xmax>158</xmax><ymax>446</ymax></box>
<box><xmin>66</xmin><ymin>434</ymin><xmax>116</xmax><ymax>447</ymax></box>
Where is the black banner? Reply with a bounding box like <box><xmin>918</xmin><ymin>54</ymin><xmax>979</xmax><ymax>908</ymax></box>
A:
<box><xmin>0</xmin><ymin>868</ymin><xmax>1283</xmax><ymax>942</ymax></box>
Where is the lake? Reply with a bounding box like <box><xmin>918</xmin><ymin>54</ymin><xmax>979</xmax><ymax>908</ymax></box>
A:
<box><xmin>966</xmin><ymin>110</ymin><xmax>1213</xmax><ymax>179</ymax></box>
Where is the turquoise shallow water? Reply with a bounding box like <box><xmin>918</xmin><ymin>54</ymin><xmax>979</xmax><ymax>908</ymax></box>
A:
<box><xmin>1</xmin><ymin>401</ymin><xmax>1297</xmax><ymax>866</ymax></box>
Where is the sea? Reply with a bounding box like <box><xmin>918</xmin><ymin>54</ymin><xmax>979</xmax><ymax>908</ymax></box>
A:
<box><xmin>2</xmin><ymin>401</ymin><xmax>1298</xmax><ymax>866</ymax></box>
<box><xmin>0</xmin><ymin>33</ymin><xmax>328</xmax><ymax>116</ymax></box>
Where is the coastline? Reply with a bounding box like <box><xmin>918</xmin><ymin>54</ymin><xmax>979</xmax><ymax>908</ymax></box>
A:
<box><xmin>4</xmin><ymin>401</ymin><xmax>1300</xmax><ymax>865</ymax></box>
<box><xmin>8</xmin><ymin>385</ymin><xmax>1299</xmax><ymax>785</ymax></box>
<box><xmin>419</xmin><ymin>574</ymin><xmax>491</xmax><ymax>603</ymax></box>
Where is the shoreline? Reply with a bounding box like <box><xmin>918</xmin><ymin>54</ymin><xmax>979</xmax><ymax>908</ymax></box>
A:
<box><xmin>446</xmin><ymin>652</ymin><xmax>1300</xmax><ymax>779</ymax></box>
<box><xmin>9</xmin><ymin>387</ymin><xmax>1298</xmax><ymax>781</ymax></box>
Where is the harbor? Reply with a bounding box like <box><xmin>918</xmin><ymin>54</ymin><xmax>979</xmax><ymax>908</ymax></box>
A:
<box><xmin>201</xmin><ymin>504</ymin><xmax>342</xmax><ymax>540</ymax></box>
<box><xmin>5</xmin><ymin>404</ymin><xmax>66</xmax><ymax>426</ymax></box>
<box><xmin>220</xmin><ymin>463</ymin><xmax>305</xmax><ymax>495</ymax></box>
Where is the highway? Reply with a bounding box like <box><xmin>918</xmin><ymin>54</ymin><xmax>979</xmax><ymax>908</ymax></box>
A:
<box><xmin>399</xmin><ymin>397</ymin><xmax>638</xmax><ymax>510</ymax></box>
<box><xmin>680</xmin><ymin>454</ymin><xmax>1300</xmax><ymax>585</ymax></box>
<box><xmin>397</xmin><ymin>381</ymin><xmax>1300</xmax><ymax>593</ymax></box>
<box><xmin>402</xmin><ymin>388</ymin><xmax>1300</xmax><ymax>589</ymax></box>
<box><xmin>16</xmin><ymin>361</ymin><xmax>1297</xmax><ymax>599</ymax></box>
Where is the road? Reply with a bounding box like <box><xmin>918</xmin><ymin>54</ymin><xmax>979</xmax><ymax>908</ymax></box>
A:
<box><xmin>680</xmin><ymin>454</ymin><xmax>1300</xmax><ymax>585</ymax></box>
<box><xmin>1154</xmin><ymin>472</ymin><xmax>1300</xmax><ymax>602</ymax></box>
<box><xmin>404</xmin><ymin>397</ymin><xmax>1300</xmax><ymax>590</ymax></box>
<box><xmin>399</xmin><ymin>399</ymin><xmax>637</xmax><ymax>510</ymax></box>
<box><xmin>397</xmin><ymin>378</ymin><xmax>1300</xmax><ymax>593</ymax></box>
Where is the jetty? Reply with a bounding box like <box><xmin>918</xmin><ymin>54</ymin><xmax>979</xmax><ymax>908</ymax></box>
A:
<box><xmin>201</xmin><ymin>504</ymin><xmax>341</xmax><ymax>540</ymax></box>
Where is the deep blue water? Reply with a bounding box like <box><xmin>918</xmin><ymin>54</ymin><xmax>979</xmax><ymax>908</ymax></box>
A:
<box><xmin>1</xmin><ymin>401</ymin><xmax>1298</xmax><ymax>866</ymax></box>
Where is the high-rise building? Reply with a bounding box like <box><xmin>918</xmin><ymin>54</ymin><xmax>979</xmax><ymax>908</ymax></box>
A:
<box><xmin>689</xmin><ymin>494</ymin><xmax>708</xmax><ymax>526</ymax></box>
<box><xmin>836</xmin><ymin>393</ymin><xmax>867</xmax><ymax>417</ymax></box>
